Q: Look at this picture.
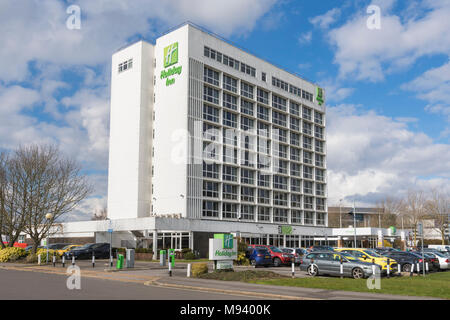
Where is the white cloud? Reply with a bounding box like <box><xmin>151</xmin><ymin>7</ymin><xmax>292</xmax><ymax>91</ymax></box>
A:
<box><xmin>326</xmin><ymin>105</ymin><xmax>450</xmax><ymax>206</ymax></box>
<box><xmin>326</xmin><ymin>1</ymin><xmax>450</xmax><ymax>81</ymax></box>
<box><xmin>298</xmin><ymin>31</ymin><xmax>312</xmax><ymax>45</ymax></box>
<box><xmin>309</xmin><ymin>8</ymin><xmax>341</xmax><ymax>29</ymax></box>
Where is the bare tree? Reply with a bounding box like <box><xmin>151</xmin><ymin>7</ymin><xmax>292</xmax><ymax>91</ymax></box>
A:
<box><xmin>92</xmin><ymin>207</ymin><xmax>107</xmax><ymax>220</ymax></box>
<box><xmin>4</xmin><ymin>145</ymin><xmax>92</xmax><ymax>253</ymax></box>
<box><xmin>425</xmin><ymin>189</ymin><xmax>450</xmax><ymax>245</ymax></box>
<box><xmin>376</xmin><ymin>197</ymin><xmax>405</xmax><ymax>228</ymax></box>
<box><xmin>403</xmin><ymin>189</ymin><xmax>427</xmax><ymax>245</ymax></box>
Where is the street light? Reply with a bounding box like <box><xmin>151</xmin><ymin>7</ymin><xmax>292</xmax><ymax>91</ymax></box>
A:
<box><xmin>45</xmin><ymin>213</ymin><xmax>53</xmax><ymax>264</ymax></box>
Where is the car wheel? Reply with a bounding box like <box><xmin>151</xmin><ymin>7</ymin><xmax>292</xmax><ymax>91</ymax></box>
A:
<box><xmin>273</xmin><ymin>258</ymin><xmax>281</xmax><ymax>267</ymax></box>
<box><xmin>402</xmin><ymin>263</ymin><xmax>411</xmax><ymax>272</ymax></box>
<box><xmin>352</xmin><ymin>267</ymin><xmax>364</xmax><ymax>279</ymax></box>
<box><xmin>307</xmin><ymin>265</ymin><xmax>318</xmax><ymax>277</ymax></box>
<box><xmin>250</xmin><ymin>259</ymin><xmax>257</xmax><ymax>267</ymax></box>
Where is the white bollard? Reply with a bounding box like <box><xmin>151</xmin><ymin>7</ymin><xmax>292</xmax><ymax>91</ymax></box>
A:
<box><xmin>417</xmin><ymin>263</ymin><xmax>420</xmax><ymax>273</ymax></box>
<box><xmin>387</xmin><ymin>264</ymin><xmax>390</xmax><ymax>278</ymax></box>
<box><xmin>62</xmin><ymin>255</ymin><xmax>65</xmax><ymax>267</ymax></box>
<box><xmin>340</xmin><ymin>262</ymin><xmax>344</xmax><ymax>278</ymax></box>
<box><xmin>169</xmin><ymin>262</ymin><xmax>172</xmax><ymax>277</ymax></box>
<box><xmin>187</xmin><ymin>263</ymin><xmax>191</xmax><ymax>277</ymax></box>
<box><xmin>398</xmin><ymin>264</ymin><xmax>401</xmax><ymax>274</ymax></box>
<box><xmin>291</xmin><ymin>262</ymin><xmax>295</xmax><ymax>278</ymax></box>
<box><xmin>426</xmin><ymin>262</ymin><xmax>429</xmax><ymax>273</ymax></box>
<box><xmin>410</xmin><ymin>263</ymin><xmax>415</xmax><ymax>277</ymax></box>
<box><xmin>38</xmin><ymin>254</ymin><xmax>41</xmax><ymax>265</ymax></box>
<box><xmin>92</xmin><ymin>254</ymin><xmax>95</xmax><ymax>268</ymax></box>
<box><xmin>72</xmin><ymin>256</ymin><xmax>75</xmax><ymax>266</ymax></box>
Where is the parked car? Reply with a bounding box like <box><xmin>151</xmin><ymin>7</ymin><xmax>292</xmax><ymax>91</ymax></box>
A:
<box><xmin>245</xmin><ymin>247</ymin><xmax>273</xmax><ymax>267</ymax></box>
<box><xmin>427</xmin><ymin>245</ymin><xmax>450</xmax><ymax>254</ymax></box>
<box><xmin>409</xmin><ymin>252</ymin><xmax>440</xmax><ymax>272</ymax></box>
<box><xmin>415</xmin><ymin>251</ymin><xmax>449</xmax><ymax>270</ymax></box>
<box><xmin>46</xmin><ymin>243</ymin><xmax>69</xmax><ymax>250</ymax></box>
<box><xmin>335</xmin><ymin>248</ymin><xmax>398</xmax><ymax>273</ymax></box>
<box><xmin>424</xmin><ymin>247</ymin><xmax>450</xmax><ymax>257</ymax></box>
<box><xmin>380</xmin><ymin>251</ymin><xmax>420</xmax><ymax>272</ymax></box>
<box><xmin>248</xmin><ymin>245</ymin><xmax>293</xmax><ymax>267</ymax></box>
<box><xmin>299</xmin><ymin>251</ymin><xmax>375</xmax><ymax>279</ymax></box>
<box><xmin>373</xmin><ymin>247</ymin><xmax>401</xmax><ymax>255</ymax></box>
<box><xmin>307</xmin><ymin>245</ymin><xmax>335</xmax><ymax>252</ymax></box>
<box><xmin>56</xmin><ymin>244</ymin><xmax>81</xmax><ymax>257</ymax></box>
<box><xmin>64</xmin><ymin>243</ymin><xmax>111</xmax><ymax>260</ymax></box>
<box><xmin>280</xmin><ymin>248</ymin><xmax>306</xmax><ymax>264</ymax></box>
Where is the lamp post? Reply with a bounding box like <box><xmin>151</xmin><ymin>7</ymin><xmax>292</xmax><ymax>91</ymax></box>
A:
<box><xmin>353</xmin><ymin>200</ymin><xmax>357</xmax><ymax>248</ymax></box>
<box><xmin>339</xmin><ymin>199</ymin><xmax>343</xmax><ymax>229</ymax></box>
<box><xmin>45</xmin><ymin>213</ymin><xmax>53</xmax><ymax>264</ymax></box>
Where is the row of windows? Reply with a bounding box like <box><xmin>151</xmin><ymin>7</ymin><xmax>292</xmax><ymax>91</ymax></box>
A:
<box><xmin>203</xmin><ymin>77</ymin><xmax>324</xmax><ymax>126</ymax></box>
<box><xmin>118</xmin><ymin>59</ymin><xmax>133</xmax><ymax>73</ymax></box>
<box><xmin>202</xmin><ymin>201</ymin><xmax>326</xmax><ymax>224</ymax></box>
<box><xmin>204</xmin><ymin>47</ymin><xmax>256</xmax><ymax>77</ymax></box>
<box><xmin>272</xmin><ymin>76</ymin><xmax>314</xmax><ymax>102</ymax></box>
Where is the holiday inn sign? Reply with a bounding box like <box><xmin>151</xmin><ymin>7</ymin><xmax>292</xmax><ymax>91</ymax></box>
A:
<box><xmin>160</xmin><ymin>42</ymin><xmax>182</xmax><ymax>86</ymax></box>
<box><xmin>209</xmin><ymin>234</ymin><xmax>237</xmax><ymax>260</ymax></box>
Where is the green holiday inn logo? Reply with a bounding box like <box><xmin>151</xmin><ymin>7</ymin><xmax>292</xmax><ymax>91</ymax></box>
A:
<box><xmin>164</xmin><ymin>42</ymin><xmax>178</xmax><ymax>67</ymax></box>
<box><xmin>161</xmin><ymin>42</ymin><xmax>182</xmax><ymax>86</ymax></box>
<box><xmin>316</xmin><ymin>87</ymin><xmax>324</xmax><ymax>106</ymax></box>
<box><xmin>214</xmin><ymin>234</ymin><xmax>234</xmax><ymax>249</ymax></box>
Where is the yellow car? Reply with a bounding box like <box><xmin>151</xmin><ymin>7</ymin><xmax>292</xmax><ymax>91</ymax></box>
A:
<box><xmin>335</xmin><ymin>248</ymin><xmax>398</xmax><ymax>272</ymax></box>
<box><xmin>57</xmin><ymin>244</ymin><xmax>81</xmax><ymax>256</ymax></box>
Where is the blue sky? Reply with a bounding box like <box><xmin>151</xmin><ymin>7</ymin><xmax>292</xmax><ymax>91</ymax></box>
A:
<box><xmin>0</xmin><ymin>0</ymin><xmax>449</xmax><ymax>221</ymax></box>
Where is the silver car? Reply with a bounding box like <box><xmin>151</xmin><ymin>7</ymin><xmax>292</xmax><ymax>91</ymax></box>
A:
<box><xmin>299</xmin><ymin>251</ymin><xmax>377</xmax><ymax>279</ymax></box>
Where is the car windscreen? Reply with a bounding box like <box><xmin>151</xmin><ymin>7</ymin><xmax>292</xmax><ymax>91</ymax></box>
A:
<box><xmin>75</xmin><ymin>243</ymin><xmax>93</xmax><ymax>249</ymax></box>
<box><xmin>363</xmin><ymin>250</ymin><xmax>382</xmax><ymax>257</ymax></box>
<box><xmin>256</xmin><ymin>249</ymin><xmax>269</xmax><ymax>254</ymax></box>
<box><xmin>62</xmin><ymin>245</ymin><xmax>74</xmax><ymax>250</ymax></box>
<box><xmin>340</xmin><ymin>253</ymin><xmax>358</xmax><ymax>261</ymax></box>
<box><xmin>269</xmin><ymin>246</ymin><xmax>283</xmax><ymax>253</ymax></box>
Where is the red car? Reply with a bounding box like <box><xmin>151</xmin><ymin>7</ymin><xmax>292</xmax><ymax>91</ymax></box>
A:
<box><xmin>248</xmin><ymin>244</ymin><xmax>294</xmax><ymax>267</ymax></box>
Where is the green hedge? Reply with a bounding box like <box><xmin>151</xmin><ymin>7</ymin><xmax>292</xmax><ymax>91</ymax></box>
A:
<box><xmin>0</xmin><ymin>247</ymin><xmax>27</xmax><ymax>262</ymax></box>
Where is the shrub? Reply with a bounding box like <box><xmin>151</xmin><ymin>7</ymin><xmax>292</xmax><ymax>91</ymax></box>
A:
<box><xmin>135</xmin><ymin>248</ymin><xmax>153</xmax><ymax>254</ymax></box>
<box><xmin>191</xmin><ymin>263</ymin><xmax>208</xmax><ymax>277</ymax></box>
<box><xmin>27</xmin><ymin>249</ymin><xmax>61</xmax><ymax>264</ymax></box>
<box><xmin>0</xmin><ymin>247</ymin><xmax>27</xmax><ymax>262</ymax></box>
<box><xmin>236</xmin><ymin>252</ymin><xmax>250</xmax><ymax>266</ymax></box>
<box><xmin>183</xmin><ymin>251</ymin><xmax>196</xmax><ymax>260</ymax></box>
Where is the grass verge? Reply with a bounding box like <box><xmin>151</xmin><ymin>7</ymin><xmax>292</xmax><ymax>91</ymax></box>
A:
<box><xmin>199</xmin><ymin>270</ymin><xmax>288</xmax><ymax>281</ymax></box>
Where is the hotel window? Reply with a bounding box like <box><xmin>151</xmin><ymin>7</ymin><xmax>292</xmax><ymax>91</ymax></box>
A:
<box><xmin>276</xmin><ymin>144</ymin><xmax>288</xmax><ymax>159</ymax></box>
<box><xmin>240</xmin><ymin>116</ymin><xmax>254</xmax><ymax>131</ymax></box>
<box><xmin>204</xmin><ymin>67</ymin><xmax>219</xmax><ymax>86</ymax></box>
<box><xmin>258</xmin><ymin>173</ymin><xmax>270</xmax><ymax>188</ymax></box>
<box><xmin>291</xmin><ymin>194</ymin><xmax>302</xmax><ymax>208</ymax></box>
<box><xmin>223</xmin><ymin>74</ymin><xmax>237</xmax><ymax>93</ymax></box>
<box><xmin>223</xmin><ymin>203</ymin><xmax>238</xmax><ymax>219</ymax></box>
<box><xmin>258</xmin><ymin>189</ymin><xmax>270</xmax><ymax>204</ymax></box>
<box><xmin>272</xmin><ymin>111</ymin><xmax>286</xmax><ymax>127</ymax></box>
<box><xmin>303</xmin><ymin>166</ymin><xmax>313</xmax><ymax>179</ymax></box>
<box><xmin>257</xmin><ymin>121</ymin><xmax>270</xmax><ymax>137</ymax></box>
<box><xmin>209</xmin><ymin>49</ymin><xmax>216</xmax><ymax>60</ymax></box>
<box><xmin>223</xmin><ymin>165</ymin><xmax>237</xmax><ymax>182</ymax></box>
<box><xmin>291</xmin><ymin>178</ymin><xmax>302</xmax><ymax>193</ymax></box>
<box><xmin>203</xmin><ymin>123</ymin><xmax>220</xmax><ymax>141</ymax></box>
<box><xmin>241</xmin><ymin>134</ymin><xmax>255</xmax><ymax>150</ymax></box>
<box><xmin>257</xmin><ymin>88</ymin><xmax>269</xmax><ymax>104</ymax></box>
<box><xmin>273</xmin><ymin>128</ymin><xmax>287</xmax><ymax>143</ymax></box>
<box><xmin>203</xmin><ymin>104</ymin><xmax>219</xmax><ymax>123</ymax></box>
<box><xmin>304</xmin><ymin>196</ymin><xmax>314</xmax><ymax>210</ymax></box>
<box><xmin>203</xmin><ymin>181</ymin><xmax>219</xmax><ymax>198</ymax></box>
<box><xmin>303</xmin><ymin>137</ymin><xmax>313</xmax><ymax>150</ymax></box>
<box><xmin>316</xmin><ymin>197</ymin><xmax>325</xmax><ymax>210</ymax></box>
<box><xmin>291</xmin><ymin>163</ymin><xmax>301</xmax><ymax>177</ymax></box>
<box><xmin>272</xmin><ymin>94</ymin><xmax>287</xmax><ymax>111</ymax></box>
<box><xmin>317</xmin><ymin>212</ymin><xmax>326</xmax><ymax>225</ymax></box>
<box><xmin>257</xmin><ymin>105</ymin><xmax>270</xmax><ymax>121</ymax></box>
<box><xmin>303</xmin><ymin>151</ymin><xmax>313</xmax><ymax>165</ymax></box>
<box><xmin>303</xmin><ymin>121</ymin><xmax>312</xmax><ymax>136</ymax></box>
<box><xmin>204</xmin><ymin>46</ymin><xmax>210</xmax><ymax>57</ymax></box>
<box><xmin>223</xmin><ymin>128</ymin><xmax>238</xmax><ymax>146</ymax></box>
<box><xmin>223</xmin><ymin>184</ymin><xmax>238</xmax><ymax>200</ymax></box>
<box><xmin>203</xmin><ymin>141</ymin><xmax>219</xmax><ymax>161</ymax></box>
<box><xmin>241</xmin><ymin>82</ymin><xmax>254</xmax><ymax>99</ymax></box>
<box><xmin>273</xmin><ymin>192</ymin><xmax>288</xmax><ymax>206</ymax></box>
<box><xmin>302</xmin><ymin>106</ymin><xmax>312</xmax><ymax>121</ymax></box>
<box><xmin>202</xmin><ymin>201</ymin><xmax>218</xmax><ymax>217</ymax></box>
<box><xmin>241</xmin><ymin>168</ymin><xmax>255</xmax><ymax>185</ymax></box>
<box><xmin>290</xmin><ymin>102</ymin><xmax>300</xmax><ymax>116</ymax></box>
<box><xmin>241</xmin><ymin>150</ymin><xmax>255</xmax><ymax>168</ymax></box>
<box><xmin>291</xmin><ymin>210</ymin><xmax>303</xmax><ymax>224</ymax></box>
<box><xmin>290</xmin><ymin>132</ymin><xmax>300</xmax><ymax>146</ymax></box>
<box><xmin>316</xmin><ymin>183</ymin><xmax>325</xmax><ymax>196</ymax></box>
<box><xmin>290</xmin><ymin>147</ymin><xmax>301</xmax><ymax>162</ymax></box>
<box><xmin>241</xmin><ymin>100</ymin><xmax>254</xmax><ymax>116</ymax></box>
<box><xmin>273</xmin><ymin>208</ymin><xmax>288</xmax><ymax>223</ymax></box>
<box><xmin>314</xmin><ymin>111</ymin><xmax>323</xmax><ymax>125</ymax></box>
<box><xmin>258</xmin><ymin>207</ymin><xmax>270</xmax><ymax>221</ymax></box>
<box><xmin>273</xmin><ymin>175</ymin><xmax>288</xmax><ymax>190</ymax></box>
<box><xmin>203</xmin><ymin>163</ymin><xmax>219</xmax><ymax>179</ymax></box>
<box><xmin>257</xmin><ymin>138</ymin><xmax>270</xmax><ymax>154</ymax></box>
<box><xmin>241</xmin><ymin>186</ymin><xmax>255</xmax><ymax>202</ymax></box>
<box><xmin>316</xmin><ymin>168</ymin><xmax>325</xmax><ymax>182</ymax></box>
<box><xmin>315</xmin><ymin>140</ymin><xmax>324</xmax><ymax>153</ymax></box>
<box><xmin>223</xmin><ymin>110</ymin><xmax>237</xmax><ymax>128</ymax></box>
<box><xmin>216</xmin><ymin>52</ymin><xmax>222</xmax><ymax>63</ymax></box>
<box><xmin>240</xmin><ymin>205</ymin><xmax>255</xmax><ymax>220</ymax></box>
<box><xmin>315</xmin><ymin>126</ymin><xmax>324</xmax><ymax>140</ymax></box>
<box><xmin>304</xmin><ymin>211</ymin><xmax>314</xmax><ymax>225</ymax></box>
<box><xmin>223</xmin><ymin>146</ymin><xmax>237</xmax><ymax>164</ymax></box>
<box><xmin>118</xmin><ymin>59</ymin><xmax>133</xmax><ymax>73</ymax></box>
<box><xmin>223</xmin><ymin>92</ymin><xmax>237</xmax><ymax>110</ymax></box>
<box><xmin>204</xmin><ymin>86</ymin><xmax>219</xmax><ymax>104</ymax></box>
<box><xmin>261</xmin><ymin>72</ymin><xmax>266</xmax><ymax>82</ymax></box>
<box><xmin>274</xmin><ymin>159</ymin><xmax>288</xmax><ymax>174</ymax></box>
<box><xmin>304</xmin><ymin>181</ymin><xmax>313</xmax><ymax>195</ymax></box>
<box><xmin>290</xmin><ymin>117</ymin><xmax>300</xmax><ymax>132</ymax></box>
<box><xmin>315</xmin><ymin>154</ymin><xmax>325</xmax><ymax>168</ymax></box>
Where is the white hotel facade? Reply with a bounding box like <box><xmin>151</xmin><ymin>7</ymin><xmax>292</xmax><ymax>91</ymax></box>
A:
<box><xmin>55</xmin><ymin>23</ymin><xmax>335</xmax><ymax>256</ymax></box>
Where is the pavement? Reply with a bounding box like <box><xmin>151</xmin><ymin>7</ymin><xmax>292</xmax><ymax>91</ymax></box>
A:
<box><xmin>0</xmin><ymin>260</ymin><xmax>443</xmax><ymax>300</ymax></box>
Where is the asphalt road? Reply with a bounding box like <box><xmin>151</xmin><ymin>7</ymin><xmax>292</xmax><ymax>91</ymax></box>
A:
<box><xmin>0</xmin><ymin>269</ymin><xmax>258</xmax><ymax>300</ymax></box>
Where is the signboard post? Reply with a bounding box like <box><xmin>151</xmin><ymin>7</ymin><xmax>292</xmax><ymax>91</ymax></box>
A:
<box><xmin>209</xmin><ymin>234</ymin><xmax>237</xmax><ymax>271</ymax></box>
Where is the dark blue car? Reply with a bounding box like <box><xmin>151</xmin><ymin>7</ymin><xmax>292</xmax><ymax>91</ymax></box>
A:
<box><xmin>246</xmin><ymin>247</ymin><xmax>272</xmax><ymax>267</ymax></box>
